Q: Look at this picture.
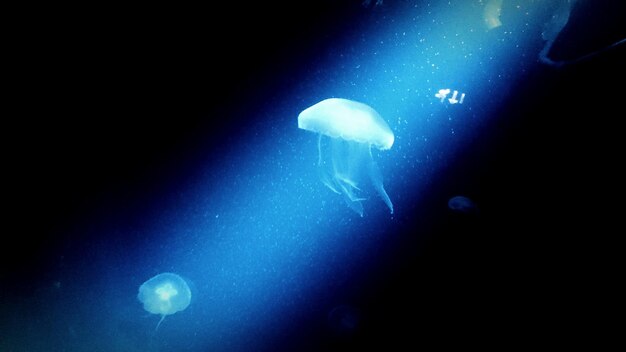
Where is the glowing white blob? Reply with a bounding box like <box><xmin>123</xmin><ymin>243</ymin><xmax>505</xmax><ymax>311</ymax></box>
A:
<box><xmin>436</xmin><ymin>89</ymin><xmax>451</xmax><ymax>102</ymax></box>
<box><xmin>155</xmin><ymin>283</ymin><xmax>177</xmax><ymax>301</ymax></box>
<box><xmin>436</xmin><ymin>89</ymin><xmax>465</xmax><ymax>104</ymax></box>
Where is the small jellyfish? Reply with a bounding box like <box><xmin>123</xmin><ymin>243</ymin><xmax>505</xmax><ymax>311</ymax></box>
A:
<box><xmin>298</xmin><ymin>98</ymin><xmax>394</xmax><ymax>216</ymax></box>
<box><xmin>448</xmin><ymin>195</ymin><xmax>478</xmax><ymax>214</ymax></box>
<box><xmin>362</xmin><ymin>0</ymin><xmax>383</xmax><ymax>9</ymax></box>
<box><xmin>137</xmin><ymin>273</ymin><xmax>191</xmax><ymax>331</ymax></box>
<box><xmin>327</xmin><ymin>305</ymin><xmax>361</xmax><ymax>336</ymax></box>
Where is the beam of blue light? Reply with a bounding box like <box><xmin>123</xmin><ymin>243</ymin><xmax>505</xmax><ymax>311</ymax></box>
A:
<box><xmin>40</xmin><ymin>2</ymin><xmax>573</xmax><ymax>351</ymax></box>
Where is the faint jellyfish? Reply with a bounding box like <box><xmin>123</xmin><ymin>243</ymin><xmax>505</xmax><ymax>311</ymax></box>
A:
<box><xmin>539</xmin><ymin>0</ymin><xmax>575</xmax><ymax>67</ymax></box>
<box><xmin>538</xmin><ymin>0</ymin><xmax>626</xmax><ymax>67</ymax></box>
<box><xmin>483</xmin><ymin>0</ymin><xmax>503</xmax><ymax>30</ymax></box>
<box><xmin>298</xmin><ymin>98</ymin><xmax>394</xmax><ymax>216</ymax></box>
<box><xmin>448</xmin><ymin>195</ymin><xmax>478</xmax><ymax>214</ymax></box>
<box><xmin>362</xmin><ymin>0</ymin><xmax>383</xmax><ymax>9</ymax></box>
<box><xmin>327</xmin><ymin>305</ymin><xmax>361</xmax><ymax>336</ymax></box>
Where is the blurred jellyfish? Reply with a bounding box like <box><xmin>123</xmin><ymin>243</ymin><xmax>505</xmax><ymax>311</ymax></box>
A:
<box><xmin>483</xmin><ymin>0</ymin><xmax>503</xmax><ymax>30</ymax></box>
<box><xmin>327</xmin><ymin>305</ymin><xmax>361</xmax><ymax>336</ymax></box>
<box><xmin>362</xmin><ymin>0</ymin><xmax>383</xmax><ymax>9</ymax></box>
<box><xmin>298</xmin><ymin>98</ymin><xmax>394</xmax><ymax>216</ymax></box>
<box><xmin>448</xmin><ymin>195</ymin><xmax>478</xmax><ymax>214</ymax></box>
<box><xmin>538</xmin><ymin>0</ymin><xmax>575</xmax><ymax>67</ymax></box>
<box><xmin>138</xmin><ymin>273</ymin><xmax>191</xmax><ymax>331</ymax></box>
<box><xmin>539</xmin><ymin>0</ymin><xmax>626</xmax><ymax>67</ymax></box>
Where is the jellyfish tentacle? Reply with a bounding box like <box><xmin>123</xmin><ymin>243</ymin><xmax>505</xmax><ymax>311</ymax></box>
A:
<box><xmin>317</xmin><ymin>134</ymin><xmax>324</xmax><ymax>166</ymax></box>
<box><xmin>368</xmin><ymin>159</ymin><xmax>393</xmax><ymax>214</ymax></box>
<box><xmin>336</xmin><ymin>176</ymin><xmax>367</xmax><ymax>202</ymax></box>
<box><xmin>318</xmin><ymin>135</ymin><xmax>343</xmax><ymax>195</ymax></box>
<box><xmin>155</xmin><ymin>315</ymin><xmax>166</xmax><ymax>331</ymax></box>
<box><xmin>320</xmin><ymin>173</ymin><xmax>342</xmax><ymax>194</ymax></box>
<box><xmin>342</xmin><ymin>193</ymin><xmax>364</xmax><ymax>217</ymax></box>
<box><xmin>335</xmin><ymin>173</ymin><xmax>362</xmax><ymax>192</ymax></box>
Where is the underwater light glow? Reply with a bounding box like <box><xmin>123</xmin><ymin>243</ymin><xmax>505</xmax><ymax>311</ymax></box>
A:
<box><xmin>126</xmin><ymin>2</ymin><xmax>570</xmax><ymax>349</ymax></box>
<box><xmin>122</xmin><ymin>2</ymin><xmax>565</xmax><ymax>349</ymax></box>
<box><xmin>24</xmin><ymin>2</ymin><xmax>618</xmax><ymax>351</ymax></box>
<box><xmin>4</xmin><ymin>2</ymin><xmax>623</xmax><ymax>352</ymax></box>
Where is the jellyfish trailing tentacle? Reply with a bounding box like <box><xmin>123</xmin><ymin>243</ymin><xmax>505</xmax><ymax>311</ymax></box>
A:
<box><xmin>155</xmin><ymin>315</ymin><xmax>167</xmax><ymax>331</ymax></box>
<box><xmin>317</xmin><ymin>134</ymin><xmax>343</xmax><ymax>196</ymax></box>
<box><xmin>319</xmin><ymin>136</ymin><xmax>369</xmax><ymax>216</ymax></box>
<box><xmin>367</xmin><ymin>151</ymin><xmax>393</xmax><ymax>214</ymax></box>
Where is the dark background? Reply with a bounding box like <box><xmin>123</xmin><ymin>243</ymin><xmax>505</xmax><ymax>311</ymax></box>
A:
<box><xmin>5</xmin><ymin>1</ymin><xmax>624</xmax><ymax>350</ymax></box>
<box><xmin>6</xmin><ymin>0</ymin><xmax>359</xmax><ymax>282</ymax></box>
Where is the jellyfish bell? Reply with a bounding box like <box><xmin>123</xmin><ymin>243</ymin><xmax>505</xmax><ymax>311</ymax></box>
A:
<box><xmin>138</xmin><ymin>272</ymin><xmax>191</xmax><ymax>331</ymax></box>
<box><xmin>298</xmin><ymin>98</ymin><xmax>394</xmax><ymax>150</ymax></box>
<box><xmin>298</xmin><ymin>98</ymin><xmax>394</xmax><ymax>216</ymax></box>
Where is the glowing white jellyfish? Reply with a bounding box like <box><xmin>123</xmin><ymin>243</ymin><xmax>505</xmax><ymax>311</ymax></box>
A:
<box><xmin>138</xmin><ymin>273</ymin><xmax>191</xmax><ymax>331</ymax></box>
<box><xmin>298</xmin><ymin>98</ymin><xmax>394</xmax><ymax>216</ymax></box>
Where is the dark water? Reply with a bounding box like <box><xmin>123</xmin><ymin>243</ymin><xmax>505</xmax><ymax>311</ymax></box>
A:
<box><xmin>3</xmin><ymin>1</ymin><xmax>624</xmax><ymax>350</ymax></box>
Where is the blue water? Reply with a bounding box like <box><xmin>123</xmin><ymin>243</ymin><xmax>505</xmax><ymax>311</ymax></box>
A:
<box><xmin>2</xmin><ymin>1</ymin><xmax>624</xmax><ymax>351</ymax></box>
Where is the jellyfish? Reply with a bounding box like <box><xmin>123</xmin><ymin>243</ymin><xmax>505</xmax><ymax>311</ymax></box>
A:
<box><xmin>448</xmin><ymin>195</ymin><xmax>478</xmax><ymax>214</ymax></box>
<box><xmin>137</xmin><ymin>272</ymin><xmax>191</xmax><ymax>331</ymax></box>
<box><xmin>538</xmin><ymin>0</ymin><xmax>575</xmax><ymax>67</ymax></box>
<box><xmin>538</xmin><ymin>0</ymin><xmax>626</xmax><ymax>67</ymax></box>
<box><xmin>327</xmin><ymin>305</ymin><xmax>361</xmax><ymax>336</ymax></box>
<box><xmin>362</xmin><ymin>0</ymin><xmax>383</xmax><ymax>8</ymax></box>
<box><xmin>483</xmin><ymin>0</ymin><xmax>503</xmax><ymax>30</ymax></box>
<box><xmin>298</xmin><ymin>98</ymin><xmax>394</xmax><ymax>216</ymax></box>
